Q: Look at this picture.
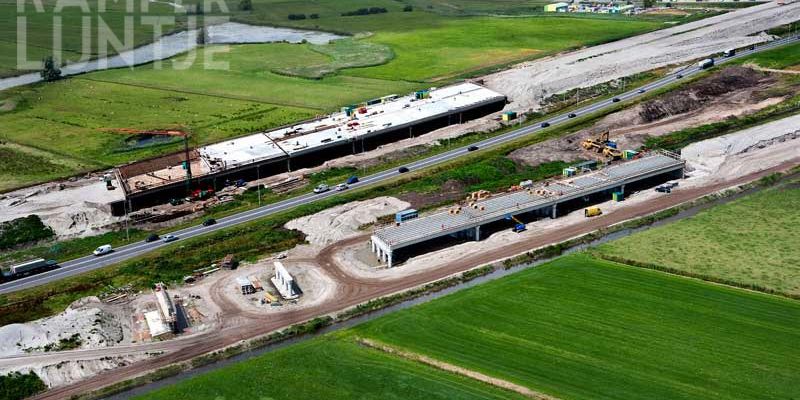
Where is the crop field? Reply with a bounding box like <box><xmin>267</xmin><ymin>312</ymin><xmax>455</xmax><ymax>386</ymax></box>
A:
<box><xmin>596</xmin><ymin>181</ymin><xmax>800</xmax><ymax>296</ymax></box>
<box><xmin>736</xmin><ymin>41</ymin><xmax>800</xmax><ymax>70</ymax></box>
<box><xmin>134</xmin><ymin>336</ymin><xmax>527</xmax><ymax>400</ymax></box>
<box><xmin>132</xmin><ymin>254</ymin><xmax>800</xmax><ymax>400</ymax></box>
<box><xmin>354</xmin><ymin>254</ymin><xmax>800</xmax><ymax>400</ymax></box>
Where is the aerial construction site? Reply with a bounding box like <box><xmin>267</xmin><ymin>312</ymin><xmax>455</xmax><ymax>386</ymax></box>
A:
<box><xmin>1</xmin><ymin>2</ymin><xmax>800</xmax><ymax>400</ymax></box>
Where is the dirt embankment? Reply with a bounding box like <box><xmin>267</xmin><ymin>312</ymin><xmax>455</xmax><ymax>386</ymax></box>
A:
<box><xmin>485</xmin><ymin>2</ymin><xmax>800</xmax><ymax>112</ymax></box>
<box><xmin>510</xmin><ymin>67</ymin><xmax>787</xmax><ymax>167</ymax></box>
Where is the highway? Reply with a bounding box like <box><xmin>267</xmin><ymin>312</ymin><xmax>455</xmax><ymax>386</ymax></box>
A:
<box><xmin>2</xmin><ymin>34</ymin><xmax>797</xmax><ymax>295</ymax></box>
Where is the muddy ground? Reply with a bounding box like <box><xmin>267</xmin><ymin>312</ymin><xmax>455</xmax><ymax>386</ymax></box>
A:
<box><xmin>509</xmin><ymin>66</ymin><xmax>794</xmax><ymax>167</ymax></box>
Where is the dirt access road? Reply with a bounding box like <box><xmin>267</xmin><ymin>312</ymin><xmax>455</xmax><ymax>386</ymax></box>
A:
<box><xmin>31</xmin><ymin>159</ymin><xmax>799</xmax><ymax>400</ymax></box>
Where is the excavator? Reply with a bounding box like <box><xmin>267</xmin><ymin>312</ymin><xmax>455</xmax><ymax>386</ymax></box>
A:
<box><xmin>505</xmin><ymin>214</ymin><xmax>526</xmax><ymax>233</ymax></box>
<box><xmin>581</xmin><ymin>130</ymin><xmax>622</xmax><ymax>160</ymax></box>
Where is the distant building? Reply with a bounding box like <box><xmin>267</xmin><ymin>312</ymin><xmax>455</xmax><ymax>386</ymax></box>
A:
<box><xmin>612</xmin><ymin>4</ymin><xmax>636</xmax><ymax>13</ymax></box>
<box><xmin>544</xmin><ymin>2</ymin><xmax>570</xmax><ymax>12</ymax></box>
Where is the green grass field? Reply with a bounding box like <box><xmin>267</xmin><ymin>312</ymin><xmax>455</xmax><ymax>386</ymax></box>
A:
<box><xmin>736</xmin><ymin>41</ymin><xmax>800</xmax><ymax>70</ymax></box>
<box><xmin>132</xmin><ymin>254</ymin><xmax>800</xmax><ymax>400</ymax></box>
<box><xmin>353</xmin><ymin>254</ymin><xmax>800</xmax><ymax>400</ymax></box>
<box><xmin>0</xmin><ymin>13</ymin><xmax>661</xmax><ymax>191</ymax></box>
<box><xmin>135</xmin><ymin>335</ymin><xmax>527</xmax><ymax>400</ymax></box>
<box><xmin>1</xmin><ymin>0</ymin><xmax>184</xmax><ymax>76</ymax></box>
<box><xmin>596</xmin><ymin>182</ymin><xmax>800</xmax><ymax>296</ymax></box>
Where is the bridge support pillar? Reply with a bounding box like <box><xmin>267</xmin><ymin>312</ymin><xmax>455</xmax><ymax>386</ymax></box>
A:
<box><xmin>475</xmin><ymin>226</ymin><xmax>481</xmax><ymax>241</ymax></box>
<box><xmin>551</xmin><ymin>203</ymin><xmax>558</xmax><ymax>219</ymax></box>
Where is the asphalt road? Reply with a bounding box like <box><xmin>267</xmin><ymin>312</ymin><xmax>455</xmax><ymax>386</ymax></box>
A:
<box><xmin>2</xmin><ymin>35</ymin><xmax>797</xmax><ymax>295</ymax></box>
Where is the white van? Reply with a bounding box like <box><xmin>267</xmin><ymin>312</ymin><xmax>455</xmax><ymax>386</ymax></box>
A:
<box><xmin>93</xmin><ymin>244</ymin><xmax>113</xmax><ymax>256</ymax></box>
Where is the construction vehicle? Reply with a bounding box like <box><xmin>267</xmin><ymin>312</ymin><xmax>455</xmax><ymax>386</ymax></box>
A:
<box><xmin>1</xmin><ymin>259</ymin><xmax>58</xmax><ymax>281</ymax></box>
<box><xmin>581</xmin><ymin>130</ymin><xmax>611</xmax><ymax>152</ymax></box>
<box><xmin>584</xmin><ymin>207</ymin><xmax>602</xmax><ymax>217</ymax></box>
<box><xmin>698</xmin><ymin>58</ymin><xmax>715</xmax><ymax>69</ymax></box>
<box><xmin>583</xmin><ymin>130</ymin><xmax>624</xmax><ymax>159</ymax></box>
<box><xmin>505</xmin><ymin>214</ymin><xmax>526</xmax><ymax>232</ymax></box>
<box><xmin>602</xmin><ymin>147</ymin><xmax>623</xmax><ymax>159</ymax></box>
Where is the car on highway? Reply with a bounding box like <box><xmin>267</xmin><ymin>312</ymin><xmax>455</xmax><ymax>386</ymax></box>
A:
<box><xmin>313</xmin><ymin>184</ymin><xmax>329</xmax><ymax>194</ymax></box>
<box><xmin>540</xmin><ymin>122</ymin><xmax>550</xmax><ymax>128</ymax></box>
<box><xmin>202</xmin><ymin>218</ymin><xmax>217</xmax><ymax>227</ymax></box>
<box><xmin>676</xmin><ymin>74</ymin><xmax>683</xmax><ymax>79</ymax></box>
<box><xmin>612</xmin><ymin>97</ymin><xmax>620</xmax><ymax>103</ymax></box>
<box><xmin>398</xmin><ymin>166</ymin><xmax>410</xmax><ymax>173</ymax></box>
<box><xmin>145</xmin><ymin>234</ymin><xmax>160</xmax><ymax>243</ymax></box>
<box><xmin>335</xmin><ymin>183</ymin><xmax>348</xmax><ymax>191</ymax></box>
<box><xmin>467</xmin><ymin>145</ymin><xmax>479</xmax><ymax>152</ymax></box>
<box><xmin>93</xmin><ymin>245</ymin><xmax>113</xmax><ymax>256</ymax></box>
<box><xmin>347</xmin><ymin>176</ymin><xmax>359</xmax><ymax>184</ymax></box>
<box><xmin>162</xmin><ymin>234</ymin><xmax>179</xmax><ymax>243</ymax></box>
<box><xmin>568</xmin><ymin>113</ymin><xmax>577</xmax><ymax>118</ymax></box>
<box><xmin>638</xmin><ymin>88</ymin><xmax>646</xmax><ymax>94</ymax></box>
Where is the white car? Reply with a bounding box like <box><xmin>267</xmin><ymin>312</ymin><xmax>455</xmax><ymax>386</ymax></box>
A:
<box><xmin>335</xmin><ymin>183</ymin><xmax>348</xmax><ymax>191</ymax></box>
<box><xmin>313</xmin><ymin>184</ymin><xmax>329</xmax><ymax>194</ymax></box>
<box><xmin>93</xmin><ymin>244</ymin><xmax>113</xmax><ymax>256</ymax></box>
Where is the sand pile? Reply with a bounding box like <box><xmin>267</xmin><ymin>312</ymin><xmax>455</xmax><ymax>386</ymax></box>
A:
<box><xmin>0</xmin><ymin>297</ymin><xmax>125</xmax><ymax>357</ymax></box>
<box><xmin>682</xmin><ymin>113</ymin><xmax>800</xmax><ymax>179</ymax></box>
<box><xmin>285</xmin><ymin>196</ymin><xmax>409</xmax><ymax>246</ymax></box>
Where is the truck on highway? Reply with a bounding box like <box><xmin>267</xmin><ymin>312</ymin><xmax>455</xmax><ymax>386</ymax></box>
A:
<box><xmin>1</xmin><ymin>258</ymin><xmax>58</xmax><ymax>281</ymax></box>
<box><xmin>723</xmin><ymin>49</ymin><xmax>736</xmax><ymax>58</ymax></box>
<box><xmin>698</xmin><ymin>58</ymin><xmax>715</xmax><ymax>69</ymax></box>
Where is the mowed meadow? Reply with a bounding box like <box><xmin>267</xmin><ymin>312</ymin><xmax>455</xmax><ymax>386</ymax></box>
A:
<box><xmin>133</xmin><ymin>253</ymin><xmax>800</xmax><ymax>400</ymax></box>
<box><xmin>0</xmin><ymin>3</ymin><xmax>662</xmax><ymax>190</ymax></box>
<box><xmin>596</xmin><ymin>180</ymin><xmax>800</xmax><ymax>296</ymax></box>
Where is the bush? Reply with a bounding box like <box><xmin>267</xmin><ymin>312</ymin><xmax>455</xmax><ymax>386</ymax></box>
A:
<box><xmin>239</xmin><ymin>0</ymin><xmax>252</xmax><ymax>11</ymax></box>
<box><xmin>0</xmin><ymin>215</ymin><xmax>55</xmax><ymax>250</ymax></box>
<box><xmin>288</xmin><ymin>13</ymin><xmax>306</xmax><ymax>20</ymax></box>
<box><xmin>403</xmin><ymin>5</ymin><xmax>413</xmax><ymax>11</ymax></box>
<box><xmin>309</xmin><ymin>13</ymin><xmax>319</xmax><ymax>19</ymax></box>
<box><xmin>40</xmin><ymin>56</ymin><xmax>61</xmax><ymax>82</ymax></box>
<box><xmin>341</xmin><ymin>7</ymin><xmax>387</xmax><ymax>16</ymax></box>
<box><xmin>0</xmin><ymin>371</ymin><xmax>46</xmax><ymax>400</ymax></box>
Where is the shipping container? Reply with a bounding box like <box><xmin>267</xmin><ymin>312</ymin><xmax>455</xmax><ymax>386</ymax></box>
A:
<box><xmin>395</xmin><ymin>209</ymin><xmax>419</xmax><ymax>223</ymax></box>
<box><xmin>502</xmin><ymin>111</ymin><xmax>518</xmax><ymax>121</ymax></box>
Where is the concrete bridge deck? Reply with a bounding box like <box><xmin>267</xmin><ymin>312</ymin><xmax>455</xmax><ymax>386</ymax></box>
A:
<box><xmin>370</xmin><ymin>151</ymin><xmax>684</xmax><ymax>266</ymax></box>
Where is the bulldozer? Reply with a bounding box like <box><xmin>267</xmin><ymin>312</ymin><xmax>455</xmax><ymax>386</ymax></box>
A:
<box><xmin>582</xmin><ymin>129</ymin><xmax>622</xmax><ymax>159</ymax></box>
<box><xmin>602</xmin><ymin>146</ymin><xmax>622</xmax><ymax>159</ymax></box>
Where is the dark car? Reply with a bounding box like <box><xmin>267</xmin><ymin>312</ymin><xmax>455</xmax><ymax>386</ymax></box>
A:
<box><xmin>638</xmin><ymin>88</ymin><xmax>646</xmax><ymax>94</ymax></box>
<box><xmin>467</xmin><ymin>145</ymin><xmax>479</xmax><ymax>152</ymax></box>
<box><xmin>612</xmin><ymin>97</ymin><xmax>620</xmax><ymax>103</ymax></box>
<box><xmin>568</xmin><ymin>113</ymin><xmax>577</xmax><ymax>118</ymax></box>
<box><xmin>540</xmin><ymin>122</ymin><xmax>550</xmax><ymax>128</ymax></box>
<box><xmin>676</xmin><ymin>74</ymin><xmax>683</xmax><ymax>79</ymax></box>
<box><xmin>346</xmin><ymin>176</ymin><xmax>359</xmax><ymax>184</ymax></box>
<box><xmin>203</xmin><ymin>218</ymin><xmax>217</xmax><ymax>227</ymax></box>
<box><xmin>398</xmin><ymin>166</ymin><xmax>410</xmax><ymax>173</ymax></box>
<box><xmin>145</xmin><ymin>233</ymin><xmax>160</xmax><ymax>243</ymax></box>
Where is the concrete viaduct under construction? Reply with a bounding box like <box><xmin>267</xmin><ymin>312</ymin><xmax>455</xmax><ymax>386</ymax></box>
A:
<box><xmin>370</xmin><ymin>151</ymin><xmax>685</xmax><ymax>267</ymax></box>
